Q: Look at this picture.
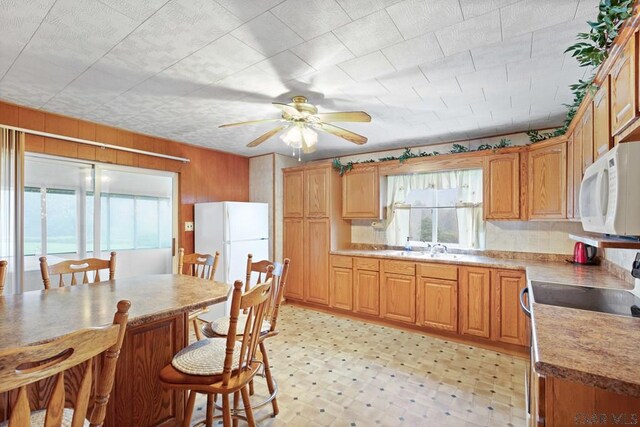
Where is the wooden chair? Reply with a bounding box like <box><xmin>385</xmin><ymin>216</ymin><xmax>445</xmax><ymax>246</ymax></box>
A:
<box><xmin>202</xmin><ymin>259</ymin><xmax>290</xmax><ymax>416</ymax></box>
<box><xmin>178</xmin><ymin>248</ymin><xmax>220</xmax><ymax>340</ymax></box>
<box><xmin>245</xmin><ymin>254</ymin><xmax>273</xmax><ymax>293</ymax></box>
<box><xmin>39</xmin><ymin>252</ymin><xmax>117</xmax><ymax>290</ymax></box>
<box><xmin>159</xmin><ymin>272</ymin><xmax>274</xmax><ymax>427</ymax></box>
<box><xmin>0</xmin><ymin>300</ymin><xmax>130</xmax><ymax>426</ymax></box>
<box><xmin>0</xmin><ymin>260</ymin><xmax>7</xmax><ymax>294</ymax></box>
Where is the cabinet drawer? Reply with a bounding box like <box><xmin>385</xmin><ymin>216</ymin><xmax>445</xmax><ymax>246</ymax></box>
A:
<box><xmin>417</xmin><ymin>263</ymin><xmax>458</xmax><ymax>281</ymax></box>
<box><xmin>354</xmin><ymin>257</ymin><xmax>379</xmax><ymax>271</ymax></box>
<box><xmin>382</xmin><ymin>260</ymin><xmax>415</xmax><ymax>275</ymax></box>
<box><xmin>331</xmin><ymin>255</ymin><xmax>352</xmax><ymax>269</ymax></box>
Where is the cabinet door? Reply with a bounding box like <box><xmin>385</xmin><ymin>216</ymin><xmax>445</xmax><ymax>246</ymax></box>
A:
<box><xmin>566</xmin><ymin>132</ymin><xmax>574</xmax><ymax>219</ymax></box>
<box><xmin>354</xmin><ymin>269</ymin><xmax>380</xmax><ymax>316</ymax></box>
<box><xmin>459</xmin><ymin>267</ymin><xmax>491</xmax><ymax>338</ymax></box>
<box><xmin>304</xmin><ymin>218</ymin><xmax>330</xmax><ymax>305</ymax></box>
<box><xmin>283</xmin><ymin>170</ymin><xmax>304</xmax><ymax>217</ymax></box>
<box><xmin>283</xmin><ymin>218</ymin><xmax>304</xmax><ymax>300</ymax></box>
<box><xmin>342</xmin><ymin>166</ymin><xmax>379</xmax><ymax>219</ymax></box>
<box><xmin>492</xmin><ymin>269</ymin><xmax>528</xmax><ymax>346</ymax></box>
<box><xmin>593</xmin><ymin>76</ymin><xmax>613</xmax><ymax>160</ymax></box>
<box><xmin>380</xmin><ymin>273</ymin><xmax>416</xmax><ymax>323</ymax></box>
<box><xmin>417</xmin><ymin>278</ymin><xmax>457</xmax><ymax>332</ymax></box>
<box><xmin>330</xmin><ymin>266</ymin><xmax>353</xmax><ymax>310</ymax></box>
<box><xmin>581</xmin><ymin>103</ymin><xmax>594</xmax><ymax>174</ymax></box>
<box><xmin>528</xmin><ymin>140</ymin><xmax>567</xmax><ymax>219</ymax></box>
<box><xmin>573</xmin><ymin>126</ymin><xmax>583</xmax><ymax>219</ymax></box>
<box><xmin>611</xmin><ymin>31</ymin><xmax>637</xmax><ymax>135</ymax></box>
<box><xmin>304</xmin><ymin>167</ymin><xmax>330</xmax><ymax>217</ymax></box>
<box><xmin>483</xmin><ymin>152</ymin><xmax>520</xmax><ymax>220</ymax></box>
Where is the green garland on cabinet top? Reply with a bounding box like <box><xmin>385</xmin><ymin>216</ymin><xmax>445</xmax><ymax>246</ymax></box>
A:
<box><xmin>332</xmin><ymin>138</ymin><xmax>512</xmax><ymax>176</ymax></box>
<box><xmin>527</xmin><ymin>0</ymin><xmax>633</xmax><ymax>142</ymax></box>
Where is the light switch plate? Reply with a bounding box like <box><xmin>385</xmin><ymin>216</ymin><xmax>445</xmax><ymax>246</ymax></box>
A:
<box><xmin>185</xmin><ymin>221</ymin><xmax>194</xmax><ymax>232</ymax></box>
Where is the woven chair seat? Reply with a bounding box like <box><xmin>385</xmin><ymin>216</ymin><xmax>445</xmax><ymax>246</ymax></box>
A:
<box><xmin>203</xmin><ymin>314</ymin><xmax>271</xmax><ymax>338</ymax></box>
<box><xmin>172</xmin><ymin>338</ymin><xmax>242</xmax><ymax>376</ymax></box>
<box><xmin>0</xmin><ymin>408</ymin><xmax>89</xmax><ymax>427</ymax></box>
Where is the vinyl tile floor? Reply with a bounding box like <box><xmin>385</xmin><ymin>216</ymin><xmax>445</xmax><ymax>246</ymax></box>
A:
<box><xmin>190</xmin><ymin>305</ymin><xmax>527</xmax><ymax>426</ymax></box>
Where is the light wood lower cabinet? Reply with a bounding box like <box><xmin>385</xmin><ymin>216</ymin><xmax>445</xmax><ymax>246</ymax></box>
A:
<box><xmin>492</xmin><ymin>269</ymin><xmax>528</xmax><ymax>346</ymax></box>
<box><xmin>283</xmin><ymin>218</ymin><xmax>304</xmax><ymax>301</ymax></box>
<box><xmin>354</xmin><ymin>265</ymin><xmax>380</xmax><ymax>316</ymax></box>
<box><xmin>381</xmin><ymin>272</ymin><xmax>416</xmax><ymax>323</ymax></box>
<box><xmin>417</xmin><ymin>277</ymin><xmax>458</xmax><ymax>332</ymax></box>
<box><xmin>323</xmin><ymin>256</ymin><xmax>530</xmax><ymax>351</ymax></box>
<box><xmin>304</xmin><ymin>218</ymin><xmax>330</xmax><ymax>305</ymax></box>
<box><xmin>459</xmin><ymin>266</ymin><xmax>491</xmax><ymax>339</ymax></box>
<box><xmin>537</xmin><ymin>376</ymin><xmax>640</xmax><ymax>427</ymax></box>
<box><xmin>330</xmin><ymin>266</ymin><xmax>353</xmax><ymax>310</ymax></box>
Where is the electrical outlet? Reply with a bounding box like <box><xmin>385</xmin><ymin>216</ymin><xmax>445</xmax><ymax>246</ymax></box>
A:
<box><xmin>184</xmin><ymin>221</ymin><xmax>194</xmax><ymax>232</ymax></box>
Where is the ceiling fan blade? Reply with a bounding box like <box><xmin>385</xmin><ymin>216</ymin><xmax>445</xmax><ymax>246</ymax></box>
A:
<box><xmin>273</xmin><ymin>102</ymin><xmax>303</xmax><ymax>119</ymax></box>
<box><xmin>313</xmin><ymin>111</ymin><xmax>371</xmax><ymax>123</ymax></box>
<box><xmin>318</xmin><ymin>123</ymin><xmax>368</xmax><ymax>145</ymax></box>
<box><xmin>219</xmin><ymin>118</ymin><xmax>281</xmax><ymax>128</ymax></box>
<box><xmin>246</xmin><ymin>125</ymin><xmax>288</xmax><ymax>148</ymax></box>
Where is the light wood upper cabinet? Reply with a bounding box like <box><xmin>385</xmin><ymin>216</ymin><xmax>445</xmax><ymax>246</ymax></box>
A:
<box><xmin>528</xmin><ymin>139</ymin><xmax>567</xmax><ymax>219</ymax></box>
<box><xmin>483</xmin><ymin>152</ymin><xmax>520</xmax><ymax>220</ymax></box>
<box><xmin>566</xmin><ymin>132</ymin><xmax>575</xmax><ymax>219</ymax></box>
<box><xmin>593</xmin><ymin>75</ymin><xmax>613</xmax><ymax>160</ymax></box>
<box><xmin>283</xmin><ymin>218</ymin><xmax>304</xmax><ymax>301</ymax></box>
<box><xmin>491</xmin><ymin>269</ymin><xmax>528</xmax><ymax>346</ymax></box>
<box><xmin>283</xmin><ymin>170</ymin><xmax>304</xmax><ymax>218</ymax></box>
<box><xmin>304</xmin><ymin>218</ymin><xmax>330</xmax><ymax>305</ymax></box>
<box><xmin>381</xmin><ymin>272</ymin><xmax>416</xmax><ymax>323</ymax></box>
<box><xmin>459</xmin><ymin>266</ymin><xmax>491</xmax><ymax>339</ymax></box>
<box><xmin>573</xmin><ymin>127</ymin><xmax>583</xmax><ymax>219</ymax></box>
<box><xmin>611</xmin><ymin>31</ymin><xmax>637</xmax><ymax>135</ymax></box>
<box><xmin>581</xmin><ymin>103</ymin><xmax>594</xmax><ymax>173</ymax></box>
<box><xmin>342</xmin><ymin>166</ymin><xmax>380</xmax><ymax>219</ymax></box>
<box><xmin>304</xmin><ymin>167</ymin><xmax>330</xmax><ymax>217</ymax></box>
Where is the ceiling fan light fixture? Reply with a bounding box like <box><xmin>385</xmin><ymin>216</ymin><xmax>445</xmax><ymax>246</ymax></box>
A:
<box><xmin>281</xmin><ymin>123</ymin><xmax>318</xmax><ymax>150</ymax></box>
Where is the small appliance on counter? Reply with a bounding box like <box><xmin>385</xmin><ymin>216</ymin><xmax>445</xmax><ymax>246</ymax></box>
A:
<box><xmin>569</xmin><ymin>242</ymin><xmax>598</xmax><ymax>265</ymax></box>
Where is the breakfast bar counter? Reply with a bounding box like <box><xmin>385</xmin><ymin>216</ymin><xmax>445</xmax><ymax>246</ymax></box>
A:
<box><xmin>0</xmin><ymin>274</ymin><xmax>230</xmax><ymax>427</ymax></box>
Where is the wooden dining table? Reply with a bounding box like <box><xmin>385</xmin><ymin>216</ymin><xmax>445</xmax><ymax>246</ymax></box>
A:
<box><xmin>0</xmin><ymin>274</ymin><xmax>230</xmax><ymax>427</ymax></box>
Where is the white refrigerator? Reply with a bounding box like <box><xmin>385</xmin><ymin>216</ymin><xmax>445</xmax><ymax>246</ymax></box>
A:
<box><xmin>195</xmin><ymin>202</ymin><xmax>270</xmax><ymax>320</ymax></box>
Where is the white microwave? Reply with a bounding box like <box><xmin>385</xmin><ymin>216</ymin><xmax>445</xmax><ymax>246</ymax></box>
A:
<box><xmin>580</xmin><ymin>142</ymin><xmax>640</xmax><ymax>236</ymax></box>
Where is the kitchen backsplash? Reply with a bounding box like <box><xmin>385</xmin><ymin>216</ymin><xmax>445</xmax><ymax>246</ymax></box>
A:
<box><xmin>352</xmin><ymin>220</ymin><xmax>584</xmax><ymax>255</ymax></box>
<box><xmin>604</xmin><ymin>248</ymin><xmax>640</xmax><ymax>296</ymax></box>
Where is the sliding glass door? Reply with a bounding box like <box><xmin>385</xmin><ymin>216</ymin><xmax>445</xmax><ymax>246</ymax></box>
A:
<box><xmin>22</xmin><ymin>155</ymin><xmax>177</xmax><ymax>292</ymax></box>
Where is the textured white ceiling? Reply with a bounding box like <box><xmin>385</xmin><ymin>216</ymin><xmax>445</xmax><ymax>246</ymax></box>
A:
<box><xmin>0</xmin><ymin>0</ymin><xmax>598</xmax><ymax>160</ymax></box>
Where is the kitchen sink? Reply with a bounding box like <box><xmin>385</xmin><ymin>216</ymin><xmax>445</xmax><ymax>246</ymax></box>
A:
<box><xmin>386</xmin><ymin>250</ymin><xmax>458</xmax><ymax>259</ymax></box>
<box><xmin>529</xmin><ymin>281</ymin><xmax>640</xmax><ymax>317</ymax></box>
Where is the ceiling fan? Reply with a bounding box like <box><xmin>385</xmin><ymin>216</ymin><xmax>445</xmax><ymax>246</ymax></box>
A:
<box><xmin>219</xmin><ymin>96</ymin><xmax>372</xmax><ymax>156</ymax></box>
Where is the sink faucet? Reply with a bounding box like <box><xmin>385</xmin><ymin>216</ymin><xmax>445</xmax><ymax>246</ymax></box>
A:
<box><xmin>431</xmin><ymin>243</ymin><xmax>448</xmax><ymax>254</ymax></box>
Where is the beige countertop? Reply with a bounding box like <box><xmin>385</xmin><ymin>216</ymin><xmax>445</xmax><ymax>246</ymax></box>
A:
<box><xmin>331</xmin><ymin>249</ymin><xmax>638</xmax><ymax>395</ymax></box>
<box><xmin>0</xmin><ymin>274</ymin><xmax>230</xmax><ymax>350</ymax></box>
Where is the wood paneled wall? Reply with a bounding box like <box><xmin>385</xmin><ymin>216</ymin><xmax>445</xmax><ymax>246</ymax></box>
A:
<box><xmin>0</xmin><ymin>100</ymin><xmax>249</xmax><ymax>254</ymax></box>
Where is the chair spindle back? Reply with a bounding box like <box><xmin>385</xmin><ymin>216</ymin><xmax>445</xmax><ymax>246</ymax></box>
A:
<box><xmin>0</xmin><ymin>300</ymin><xmax>130</xmax><ymax>426</ymax></box>
<box><xmin>178</xmin><ymin>248</ymin><xmax>219</xmax><ymax>281</ymax></box>
<box><xmin>39</xmin><ymin>252</ymin><xmax>117</xmax><ymax>289</ymax></box>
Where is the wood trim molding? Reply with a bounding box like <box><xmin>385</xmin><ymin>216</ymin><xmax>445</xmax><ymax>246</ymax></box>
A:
<box><xmin>0</xmin><ymin>124</ymin><xmax>190</xmax><ymax>163</ymax></box>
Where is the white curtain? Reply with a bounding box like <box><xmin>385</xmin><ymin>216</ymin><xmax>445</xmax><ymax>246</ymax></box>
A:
<box><xmin>0</xmin><ymin>127</ymin><xmax>24</xmax><ymax>294</ymax></box>
<box><xmin>385</xmin><ymin>169</ymin><xmax>484</xmax><ymax>248</ymax></box>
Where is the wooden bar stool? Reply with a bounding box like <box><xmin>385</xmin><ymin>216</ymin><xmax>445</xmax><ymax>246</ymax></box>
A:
<box><xmin>159</xmin><ymin>273</ymin><xmax>274</xmax><ymax>427</ymax></box>
<box><xmin>178</xmin><ymin>248</ymin><xmax>220</xmax><ymax>340</ymax></box>
<box><xmin>0</xmin><ymin>260</ymin><xmax>7</xmax><ymax>294</ymax></box>
<box><xmin>0</xmin><ymin>300</ymin><xmax>130</xmax><ymax>426</ymax></box>
<box><xmin>39</xmin><ymin>252</ymin><xmax>116</xmax><ymax>289</ymax></box>
<box><xmin>202</xmin><ymin>259</ymin><xmax>290</xmax><ymax>417</ymax></box>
